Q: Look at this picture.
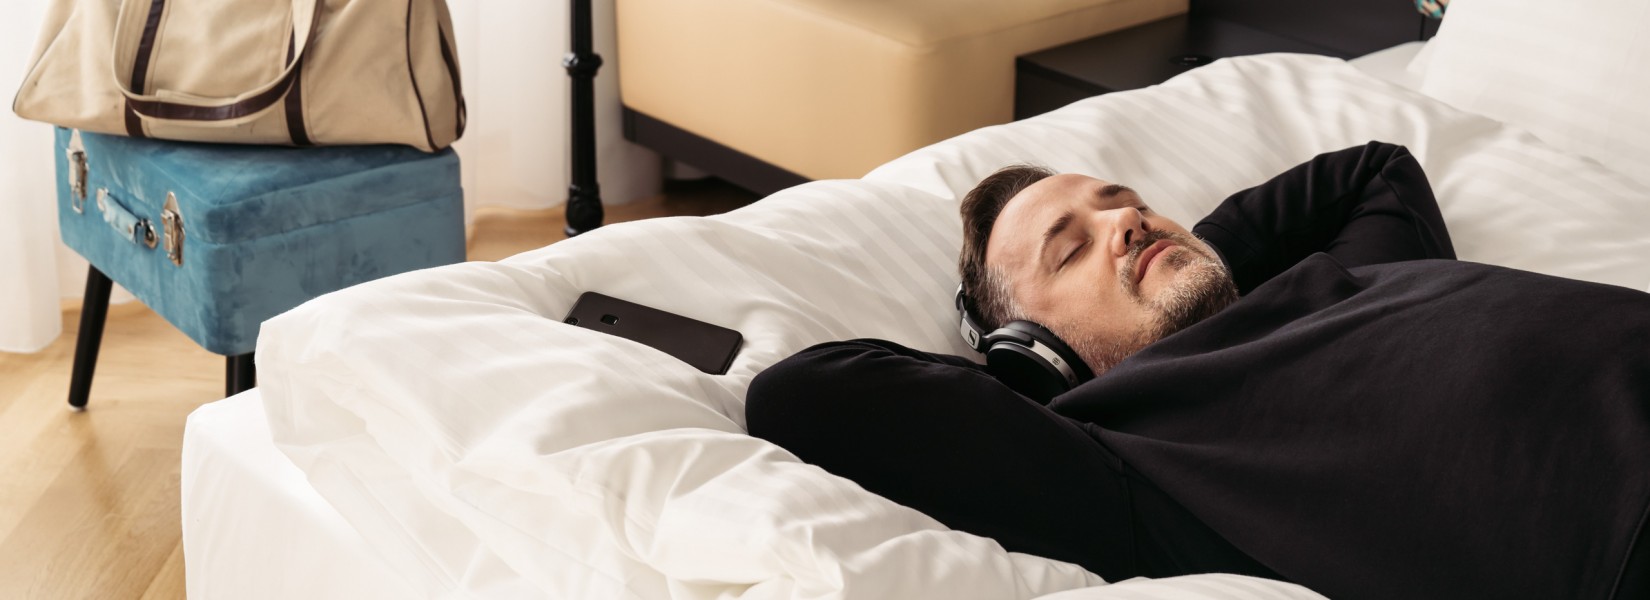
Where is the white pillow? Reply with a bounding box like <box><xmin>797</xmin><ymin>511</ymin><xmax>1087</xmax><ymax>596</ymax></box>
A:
<box><xmin>1415</xmin><ymin>0</ymin><xmax>1650</xmax><ymax>186</ymax></box>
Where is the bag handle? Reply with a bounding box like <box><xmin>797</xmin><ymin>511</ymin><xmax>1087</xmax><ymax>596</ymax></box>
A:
<box><xmin>111</xmin><ymin>0</ymin><xmax>322</xmax><ymax>122</ymax></box>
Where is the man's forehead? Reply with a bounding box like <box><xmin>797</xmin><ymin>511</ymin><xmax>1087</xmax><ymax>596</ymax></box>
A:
<box><xmin>985</xmin><ymin>173</ymin><xmax>1115</xmax><ymax>270</ymax></box>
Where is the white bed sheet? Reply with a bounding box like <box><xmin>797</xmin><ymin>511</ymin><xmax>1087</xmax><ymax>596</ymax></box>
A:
<box><xmin>184</xmin><ymin>391</ymin><xmax>1326</xmax><ymax>600</ymax></box>
<box><xmin>181</xmin><ymin>391</ymin><xmax>421</xmax><ymax>599</ymax></box>
<box><xmin>239</xmin><ymin>53</ymin><xmax>1650</xmax><ymax>600</ymax></box>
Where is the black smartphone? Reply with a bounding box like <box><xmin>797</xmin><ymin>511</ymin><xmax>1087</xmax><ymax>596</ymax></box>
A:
<box><xmin>563</xmin><ymin>292</ymin><xmax>743</xmax><ymax>375</ymax></box>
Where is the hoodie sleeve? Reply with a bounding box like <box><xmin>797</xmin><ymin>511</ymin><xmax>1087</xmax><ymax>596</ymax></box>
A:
<box><xmin>1192</xmin><ymin>142</ymin><xmax>1455</xmax><ymax>295</ymax></box>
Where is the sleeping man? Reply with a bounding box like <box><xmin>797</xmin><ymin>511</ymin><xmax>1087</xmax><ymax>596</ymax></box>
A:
<box><xmin>744</xmin><ymin>142</ymin><xmax>1650</xmax><ymax>600</ymax></box>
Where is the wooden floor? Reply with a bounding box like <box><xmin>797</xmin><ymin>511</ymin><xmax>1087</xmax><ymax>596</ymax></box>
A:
<box><xmin>0</xmin><ymin>180</ymin><xmax>754</xmax><ymax>600</ymax></box>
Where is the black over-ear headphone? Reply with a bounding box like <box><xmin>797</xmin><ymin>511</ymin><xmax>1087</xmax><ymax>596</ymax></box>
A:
<box><xmin>955</xmin><ymin>285</ymin><xmax>1094</xmax><ymax>403</ymax></box>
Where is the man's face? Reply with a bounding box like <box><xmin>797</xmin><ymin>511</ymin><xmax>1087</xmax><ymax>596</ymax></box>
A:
<box><xmin>985</xmin><ymin>173</ymin><xmax>1237</xmax><ymax>374</ymax></box>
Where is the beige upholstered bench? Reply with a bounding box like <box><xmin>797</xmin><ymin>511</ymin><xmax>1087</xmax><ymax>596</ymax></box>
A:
<box><xmin>617</xmin><ymin>0</ymin><xmax>1186</xmax><ymax>189</ymax></box>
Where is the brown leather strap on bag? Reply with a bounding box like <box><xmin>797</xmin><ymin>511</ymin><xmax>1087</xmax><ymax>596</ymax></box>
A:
<box><xmin>121</xmin><ymin>0</ymin><xmax>167</xmax><ymax>137</ymax></box>
<box><xmin>283</xmin><ymin>32</ymin><xmax>312</xmax><ymax>145</ymax></box>
<box><xmin>114</xmin><ymin>0</ymin><xmax>321</xmax><ymax>123</ymax></box>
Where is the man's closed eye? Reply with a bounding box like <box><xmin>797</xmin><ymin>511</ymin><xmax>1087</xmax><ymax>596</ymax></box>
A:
<box><xmin>1060</xmin><ymin>240</ymin><xmax>1088</xmax><ymax>270</ymax></box>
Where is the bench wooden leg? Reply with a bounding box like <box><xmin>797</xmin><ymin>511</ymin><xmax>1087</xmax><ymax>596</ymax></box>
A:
<box><xmin>68</xmin><ymin>266</ymin><xmax>113</xmax><ymax>411</ymax></box>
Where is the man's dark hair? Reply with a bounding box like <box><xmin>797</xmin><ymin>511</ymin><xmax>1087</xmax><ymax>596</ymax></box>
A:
<box><xmin>959</xmin><ymin>164</ymin><xmax>1055</xmax><ymax>330</ymax></box>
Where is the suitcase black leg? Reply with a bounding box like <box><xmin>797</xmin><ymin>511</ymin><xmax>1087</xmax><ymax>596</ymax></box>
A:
<box><xmin>68</xmin><ymin>266</ymin><xmax>114</xmax><ymax>411</ymax></box>
<box><xmin>225</xmin><ymin>352</ymin><xmax>255</xmax><ymax>397</ymax></box>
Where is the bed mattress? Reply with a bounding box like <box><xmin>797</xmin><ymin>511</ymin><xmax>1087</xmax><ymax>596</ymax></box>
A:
<box><xmin>181</xmin><ymin>390</ymin><xmax>422</xmax><ymax>599</ymax></box>
<box><xmin>188</xmin><ymin>51</ymin><xmax>1650</xmax><ymax>600</ymax></box>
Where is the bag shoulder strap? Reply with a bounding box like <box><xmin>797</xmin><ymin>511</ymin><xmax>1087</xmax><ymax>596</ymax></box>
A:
<box><xmin>111</xmin><ymin>0</ymin><xmax>321</xmax><ymax>121</ymax></box>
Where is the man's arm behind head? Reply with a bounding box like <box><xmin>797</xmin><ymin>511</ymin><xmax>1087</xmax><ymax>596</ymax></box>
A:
<box><xmin>1192</xmin><ymin>142</ymin><xmax>1455</xmax><ymax>295</ymax></box>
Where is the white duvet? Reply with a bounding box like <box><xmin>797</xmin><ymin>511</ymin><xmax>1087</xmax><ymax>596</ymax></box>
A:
<box><xmin>258</xmin><ymin>54</ymin><xmax>1650</xmax><ymax>600</ymax></box>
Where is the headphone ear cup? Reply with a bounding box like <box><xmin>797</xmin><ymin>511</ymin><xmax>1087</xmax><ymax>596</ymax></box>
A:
<box><xmin>983</xmin><ymin>321</ymin><xmax>1093</xmax><ymax>404</ymax></box>
<box><xmin>1002</xmin><ymin>321</ymin><xmax>1093</xmax><ymax>383</ymax></box>
<box><xmin>986</xmin><ymin>342</ymin><xmax>1068</xmax><ymax>404</ymax></box>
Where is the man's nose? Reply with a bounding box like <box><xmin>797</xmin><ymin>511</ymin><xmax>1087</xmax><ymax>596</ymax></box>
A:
<box><xmin>1107</xmin><ymin>207</ymin><xmax>1150</xmax><ymax>256</ymax></box>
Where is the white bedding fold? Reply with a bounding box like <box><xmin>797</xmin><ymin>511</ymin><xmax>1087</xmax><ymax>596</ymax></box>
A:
<box><xmin>259</xmin><ymin>54</ymin><xmax>1650</xmax><ymax>599</ymax></box>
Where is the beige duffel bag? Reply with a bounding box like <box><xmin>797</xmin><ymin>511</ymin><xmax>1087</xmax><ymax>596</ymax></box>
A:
<box><xmin>13</xmin><ymin>0</ymin><xmax>465</xmax><ymax>152</ymax></box>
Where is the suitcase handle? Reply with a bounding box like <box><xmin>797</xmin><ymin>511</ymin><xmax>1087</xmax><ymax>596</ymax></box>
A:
<box><xmin>95</xmin><ymin>188</ymin><xmax>158</xmax><ymax>250</ymax></box>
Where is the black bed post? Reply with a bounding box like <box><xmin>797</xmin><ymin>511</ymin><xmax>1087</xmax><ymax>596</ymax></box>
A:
<box><xmin>563</xmin><ymin>0</ymin><xmax>604</xmax><ymax>237</ymax></box>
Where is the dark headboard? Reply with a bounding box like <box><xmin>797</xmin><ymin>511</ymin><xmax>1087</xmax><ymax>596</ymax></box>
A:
<box><xmin>1190</xmin><ymin>0</ymin><xmax>1440</xmax><ymax>58</ymax></box>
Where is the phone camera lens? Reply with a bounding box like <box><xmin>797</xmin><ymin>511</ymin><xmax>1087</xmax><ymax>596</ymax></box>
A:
<box><xmin>564</xmin><ymin>317</ymin><xmax>579</xmax><ymax>325</ymax></box>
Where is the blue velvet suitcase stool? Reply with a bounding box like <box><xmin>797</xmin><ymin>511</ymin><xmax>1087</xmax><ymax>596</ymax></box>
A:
<box><xmin>54</xmin><ymin>128</ymin><xmax>465</xmax><ymax>408</ymax></box>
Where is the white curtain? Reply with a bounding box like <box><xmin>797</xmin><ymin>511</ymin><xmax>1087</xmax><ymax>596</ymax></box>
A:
<box><xmin>0</xmin><ymin>0</ymin><xmax>660</xmax><ymax>354</ymax></box>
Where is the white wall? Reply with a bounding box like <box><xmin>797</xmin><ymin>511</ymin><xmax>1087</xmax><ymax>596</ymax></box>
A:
<box><xmin>449</xmin><ymin>0</ymin><xmax>661</xmax><ymax>222</ymax></box>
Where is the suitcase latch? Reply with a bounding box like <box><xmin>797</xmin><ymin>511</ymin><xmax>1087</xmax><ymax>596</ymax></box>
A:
<box><xmin>162</xmin><ymin>192</ymin><xmax>184</xmax><ymax>266</ymax></box>
<box><xmin>66</xmin><ymin>147</ymin><xmax>88</xmax><ymax>213</ymax></box>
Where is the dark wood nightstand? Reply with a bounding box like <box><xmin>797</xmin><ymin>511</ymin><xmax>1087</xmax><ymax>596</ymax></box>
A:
<box><xmin>1015</xmin><ymin>14</ymin><xmax>1349</xmax><ymax>120</ymax></box>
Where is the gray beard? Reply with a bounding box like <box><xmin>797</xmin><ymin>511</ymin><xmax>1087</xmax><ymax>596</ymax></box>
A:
<box><xmin>1056</xmin><ymin>230</ymin><xmax>1239</xmax><ymax>377</ymax></box>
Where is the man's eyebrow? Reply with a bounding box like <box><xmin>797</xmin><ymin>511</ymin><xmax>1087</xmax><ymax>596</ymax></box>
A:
<box><xmin>1038</xmin><ymin>210</ymin><xmax>1076</xmax><ymax>271</ymax></box>
<box><xmin>1099</xmin><ymin>184</ymin><xmax>1133</xmax><ymax>199</ymax></box>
